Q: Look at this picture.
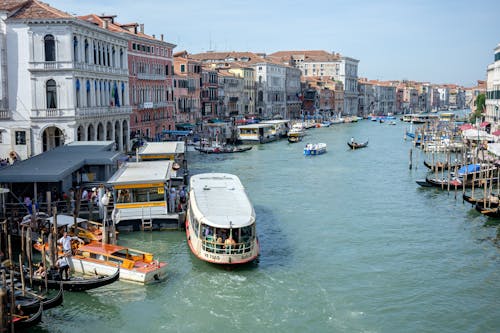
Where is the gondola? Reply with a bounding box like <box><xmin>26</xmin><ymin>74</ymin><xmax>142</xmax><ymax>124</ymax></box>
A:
<box><xmin>28</xmin><ymin>267</ymin><xmax>120</xmax><ymax>292</ymax></box>
<box><xmin>12</xmin><ymin>302</ymin><xmax>43</xmax><ymax>331</ymax></box>
<box><xmin>477</xmin><ymin>206</ymin><xmax>500</xmax><ymax>218</ymax></box>
<box><xmin>194</xmin><ymin>145</ymin><xmax>252</xmax><ymax>154</ymax></box>
<box><xmin>347</xmin><ymin>140</ymin><xmax>369</xmax><ymax>149</ymax></box>
<box><xmin>19</xmin><ymin>286</ymin><xmax>64</xmax><ymax>314</ymax></box>
<box><xmin>424</xmin><ymin>160</ymin><xmax>461</xmax><ymax>171</ymax></box>
<box><xmin>416</xmin><ymin>179</ymin><xmax>433</xmax><ymax>187</ymax></box>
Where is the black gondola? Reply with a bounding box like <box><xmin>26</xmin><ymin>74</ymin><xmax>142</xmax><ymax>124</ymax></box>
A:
<box><xmin>424</xmin><ymin>160</ymin><xmax>461</xmax><ymax>171</ymax></box>
<box><xmin>477</xmin><ymin>206</ymin><xmax>500</xmax><ymax>218</ymax></box>
<box><xmin>19</xmin><ymin>286</ymin><xmax>64</xmax><ymax>314</ymax></box>
<box><xmin>194</xmin><ymin>145</ymin><xmax>252</xmax><ymax>154</ymax></box>
<box><xmin>13</xmin><ymin>302</ymin><xmax>43</xmax><ymax>331</ymax></box>
<box><xmin>347</xmin><ymin>140</ymin><xmax>369</xmax><ymax>149</ymax></box>
<box><xmin>416</xmin><ymin>179</ymin><xmax>433</xmax><ymax>187</ymax></box>
<box><xmin>29</xmin><ymin>267</ymin><xmax>120</xmax><ymax>292</ymax></box>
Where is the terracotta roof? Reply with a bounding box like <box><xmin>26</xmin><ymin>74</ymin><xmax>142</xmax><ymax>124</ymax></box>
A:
<box><xmin>0</xmin><ymin>0</ymin><xmax>28</xmax><ymax>11</ymax></box>
<box><xmin>7</xmin><ymin>0</ymin><xmax>72</xmax><ymax>19</ymax></box>
<box><xmin>268</xmin><ymin>50</ymin><xmax>341</xmax><ymax>63</ymax></box>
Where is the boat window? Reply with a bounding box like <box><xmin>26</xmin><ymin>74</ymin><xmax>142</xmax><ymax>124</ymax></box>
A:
<box><xmin>119</xmin><ymin>187</ymin><xmax>164</xmax><ymax>203</ymax></box>
<box><xmin>201</xmin><ymin>224</ymin><xmax>214</xmax><ymax>239</ymax></box>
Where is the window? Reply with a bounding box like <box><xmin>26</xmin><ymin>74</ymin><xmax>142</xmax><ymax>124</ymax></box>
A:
<box><xmin>75</xmin><ymin>79</ymin><xmax>80</xmax><ymax>107</ymax></box>
<box><xmin>84</xmin><ymin>39</ymin><xmax>89</xmax><ymax>63</ymax></box>
<box><xmin>180</xmin><ymin>64</ymin><xmax>185</xmax><ymax>73</ymax></box>
<box><xmin>73</xmin><ymin>36</ymin><xmax>78</xmax><ymax>62</ymax></box>
<box><xmin>15</xmin><ymin>131</ymin><xmax>26</xmax><ymax>145</ymax></box>
<box><xmin>44</xmin><ymin>35</ymin><xmax>55</xmax><ymax>61</ymax></box>
<box><xmin>46</xmin><ymin>79</ymin><xmax>57</xmax><ymax>109</ymax></box>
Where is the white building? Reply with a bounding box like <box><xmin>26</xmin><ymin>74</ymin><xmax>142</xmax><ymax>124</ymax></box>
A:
<box><xmin>0</xmin><ymin>0</ymin><xmax>131</xmax><ymax>160</ymax></box>
<box><xmin>486</xmin><ymin>42</ymin><xmax>500</xmax><ymax>128</ymax></box>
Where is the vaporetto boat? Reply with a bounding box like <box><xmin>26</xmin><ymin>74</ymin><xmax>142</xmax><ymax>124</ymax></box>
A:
<box><xmin>185</xmin><ymin>173</ymin><xmax>259</xmax><ymax>264</ymax></box>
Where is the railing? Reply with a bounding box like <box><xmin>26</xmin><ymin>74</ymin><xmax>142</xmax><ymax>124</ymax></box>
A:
<box><xmin>0</xmin><ymin>109</ymin><xmax>10</xmax><ymax>119</ymax></box>
<box><xmin>76</xmin><ymin>106</ymin><xmax>132</xmax><ymax>118</ymax></box>
<box><xmin>31</xmin><ymin>108</ymin><xmax>74</xmax><ymax>119</ymax></box>
<box><xmin>30</xmin><ymin>61</ymin><xmax>129</xmax><ymax>75</ymax></box>
<box><xmin>201</xmin><ymin>238</ymin><xmax>253</xmax><ymax>255</ymax></box>
<box><xmin>137</xmin><ymin>73</ymin><xmax>167</xmax><ymax>80</ymax></box>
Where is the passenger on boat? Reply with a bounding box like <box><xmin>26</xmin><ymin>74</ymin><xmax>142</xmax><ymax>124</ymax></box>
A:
<box><xmin>224</xmin><ymin>236</ymin><xmax>236</xmax><ymax>253</ymax></box>
<box><xmin>35</xmin><ymin>262</ymin><xmax>46</xmax><ymax>278</ymax></box>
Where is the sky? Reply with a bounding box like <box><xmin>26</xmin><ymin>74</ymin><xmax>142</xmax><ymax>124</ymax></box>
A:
<box><xmin>47</xmin><ymin>0</ymin><xmax>500</xmax><ymax>87</ymax></box>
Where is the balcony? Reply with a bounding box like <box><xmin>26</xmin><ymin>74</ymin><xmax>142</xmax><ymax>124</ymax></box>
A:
<box><xmin>137</xmin><ymin>101</ymin><xmax>172</xmax><ymax>110</ymax></box>
<box><xmin>76</xmin><ymin>106</ymin><xmax>132</xmax><ymax>119</ymax></box>
<box><xmin>31</xmin><ymin>108</ymin><xmax>74</xmax><ymax>119</ymax></box>
<box><xmin>0</xmin><ymin>109</ymin><xmax>10</xmax><ymax>120</ymax></box>
<box><xmin>29</xmin><ymin>61</ymin><xmax>129</xmax><ymax>76</ymax></box>
<box><xmin>137</xmin><ymin>73</ymin><xmax>167</xmax><ymax>80</ymax></box>
<box><xmin>29</xmin><ymin>61</ymin><xmax>73</xmax><ymax>71</ymax></box>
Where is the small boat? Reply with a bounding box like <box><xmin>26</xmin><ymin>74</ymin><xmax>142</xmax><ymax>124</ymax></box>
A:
<box><xmin>347</xmin><ymin>140</ymin><xmax>369</xmax><ymax>149</ymax></box>
<box><xmin>304</xmin><ymin>143</ymin><xmax>327</xmax><ymax>156</ymax></box>
<box><xmin>28</xmin><ymin>267</ymin><xmax>120</xmax><ymax>292</ymax></box>
<box><xmin>416</xmin><ymin>179</ymin><xmax>433</xmax><ymax>187</ymax></box>
<box><xmin>186</xmin><ymin>173</ymin><xmax>260</xmax><ymax>265</ymax></box>
<box><xmin>287</xmin><ymin>135</ymin><xmax>303</xmax><ymax>143</ymax></box>
<box><xmin>35</xmin><ymin>242</ymin><xmax>167</xmax><ymax>284</ymax></box>
<box><xmin>71</xmin><ymin>242</ymin><xmax>167</xmax><ymax>284</ymax></box>
<box><xmin>423</xmin><ymin>160</ymin><xmax>461</xmax><ymax>172</ymax></box>
<box><xmin>388</xmin><ymin>121</ymin><xmax>396</xmax><ymax>125</ymax></box>
<box><xmin>12</xmin><ymin>303</ymin><xmax>43</xmax><ymax>331</ymax></box>
<box><xmin>18</xmin><ymin>286</ymin><xmax>64</xmax><ymax>314</ymax></box>
<box><xmin>194</xmin><ymin>145</ymin><xmax>252</xmax><ymax>154</ymax></box>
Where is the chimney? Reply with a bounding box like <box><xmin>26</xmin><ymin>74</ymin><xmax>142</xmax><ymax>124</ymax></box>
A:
<box><xmin>161</xmin><ymin>34</ymin><xmax>164</xmax><ymax>41</ymax></box>
<box><xmin>152</xmin><ymin>34</ymin><xmax>155</xmax><ymax>39</ymax></box>
<box><xmin>140</xmin><ymin>24</ymin><xmax>144</xmax><ymax>34</ymax></box>
<box><xmin>103</xmin><ymin>20</ymin><xmax>108</xmax><ymax>29</ymax></box>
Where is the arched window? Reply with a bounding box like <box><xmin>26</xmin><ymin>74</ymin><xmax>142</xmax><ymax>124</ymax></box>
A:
<box><xmin>84</xmin><ymin>39</ymin><xmax>89</xmax><ymax>63</ymax></box>
<box><xmin>75</xmin><ymin>79</ymin><xmax>80</xmax><ymax>107</ymax></box>
<box><xmin>119</xmin><ymin>49</ymin><xmax>124</xmax><ymax>68</ymax></box>
<box><xmin>121</xmin><ymin>82</ymin><xmax>125</xmax><ymax>106</ymax></box>
<box><xmin>73</xmin><ymin>36</ymin><xmax>78</xmax><ymax>62</ymax></box>
<box><xmin>93</xmin><ymin>42</ymin><xmax>97</xmax><ymax>64</ymax></box>
<box><xmin>46</xmin><ymin>79</ymin><xmax>57</xmax><ymax>109</ymax></box>
<box><xmin>106</xmin><ymin>46</ymin><xmax>110</xmax><ymax>67</ymax></box>
<box><xmin>86</xmin><ymin>80</ymin><xmax>91</xmax><ymax>106</ymax></box>
<box><xmin>44</xmin><ymin>35</ymin><xmax>55</xmax><ymax>61</ymax></box>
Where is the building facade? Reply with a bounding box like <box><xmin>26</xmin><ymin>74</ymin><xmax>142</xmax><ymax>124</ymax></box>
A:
<box><xmin>486</xmin><ymin>42</ymin><xmax>500</xmax><ymax>128</ymax></box>
<box><xmin>0</xmin><ymin>1</ymin><xmax>131</xmax><ymax>159</ymax></box>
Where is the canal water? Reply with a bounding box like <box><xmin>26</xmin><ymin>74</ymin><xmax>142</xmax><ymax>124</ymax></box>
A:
<box><xmin>36</xmin><ymin>119</ymin><xmax>499</xmax><ymax>333</ymax></box>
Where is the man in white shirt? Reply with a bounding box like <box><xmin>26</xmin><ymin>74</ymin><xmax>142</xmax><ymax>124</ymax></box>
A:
<box><xmin>58</xmin><ymin>232</ymin><xmax>84</xmax><ymax>256</ymax></box>
<box><xmin>56</xmin><ymin>256</ymin><xmax>70</xmax><ymax>280</ymax></box>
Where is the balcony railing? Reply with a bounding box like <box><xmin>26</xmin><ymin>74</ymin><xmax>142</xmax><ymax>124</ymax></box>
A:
<box><xmin>0</xmin><ymin>109</ymin><xmax>10</xmax><ymax>120</ymax></box>
<box><xmin>76</xmin><ymin>106</ymin><xmax>132</xmax><ymax>119</ymax></box>
<box><xmin>137</xmin><ymin>101</ymin><xmax>172</xmax><ymax>110</ymax></box>
<box><xmin>29</xmin><ymin>61</ymin><xmax>129</xmax><ymax>76</ymax></box>
<box><xmin>137</xmin><ymin>73</ymin><xmax>167</xmax><ymax>80</ymax></box>
<box><xmin>31</xmin><ymin>108</ymin><xmax>74</xmax><ymax>119</ymax></box>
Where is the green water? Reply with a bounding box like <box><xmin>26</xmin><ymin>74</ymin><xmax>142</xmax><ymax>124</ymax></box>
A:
<box><xmin>35</xmin><ymin>120</ymin><xmax>500</xmax><ymax>333</ymax></box>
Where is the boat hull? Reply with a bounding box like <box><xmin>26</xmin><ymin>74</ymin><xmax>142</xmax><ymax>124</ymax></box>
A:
<box><xmin>185</xmin><ymin>217</ymin><xmax>259</xmax><ymax>265</ymax></box>
<box><xmin>68</xmin><ymin>256</ymin><xmax>166</xmax><ymax>284</ymax></box>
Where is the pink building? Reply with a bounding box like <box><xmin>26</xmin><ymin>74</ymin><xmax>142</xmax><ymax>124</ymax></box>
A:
<box><xmin>80</xmin><ymin>15</ymin><xmax>176</xmax><ymax>142</ymax></box>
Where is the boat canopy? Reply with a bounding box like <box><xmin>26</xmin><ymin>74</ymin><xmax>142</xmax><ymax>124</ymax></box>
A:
<box><xmin>458</xmin><ymin>164</ymin><xmax>481</xmax><ymax>175</ymax></box>
<box><xmin>189</xmin><ymin>173</ymin><xmax>255</xmax><ymax>228</ymax></box>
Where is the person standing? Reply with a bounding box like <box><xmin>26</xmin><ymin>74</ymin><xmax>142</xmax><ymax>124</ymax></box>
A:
<box><xmin>168</xmin><ymin>188</ymin><xmax>177</xmax><ymax>213</ymax></box>
<box><xmin>58</xmin><ymin>231</ymin><xmax>84</xmax><ymax>256</ymax></box>
<box><xmin>56</xmin><ymin>255</ymin><xmax>70</xmax><ymax>280</ymax></box>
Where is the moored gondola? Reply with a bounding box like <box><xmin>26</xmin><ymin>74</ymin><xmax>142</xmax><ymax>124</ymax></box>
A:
<box><xmin>12</xmin><ymin>302</ymin><xmax>43</xmax><ymax>331</ymax></box>
<box><xmin>19</xmin><ymin>286</ymin><xmax>64</xmax><ymax>314</ymax></box>
<box><xmin>423</xmin><ymin>160</ymin><xmax>461</xmax><ymax>171</ymax></box>
<box><xmin>29</xmin><ymin>267</ymin><xmax>120</xmax><ymax>292</ymax></box>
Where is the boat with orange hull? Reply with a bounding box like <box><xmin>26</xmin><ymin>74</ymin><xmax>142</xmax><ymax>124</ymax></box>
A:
<box><xmin>185</xmin><ymin>173</ymin><xmax>259</xmax><ymax>265</ymax></box>
<box><xmin>35</xmin><ymin>241</ymin><xmax>167</xmax><ymax>284</ymax></box>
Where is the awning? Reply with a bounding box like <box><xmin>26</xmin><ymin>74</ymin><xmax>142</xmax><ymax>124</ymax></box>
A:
<box><xmin>459</xmin><ymin>124</ymin><xmax>474</xmax><ymax>131</ymax></box>
<box><xmin>492</xmin><ymin>130</ymin><xmax>500</xmax><ymax>136</ymax></box>
<box><xmin>175</xmin><ymin>123</ymin><xmax>194</xmax><ymax>129</ymax></box>
<box><xmin>480</xmin><ymin>121</ymin><xmax>491</xmax><ymax>128</ymax></box>
<box><xmin>462</xmin><ymin>128</ymin><xmax>494</xmax><ymax>141</ymax></box>
<box><xmin>162</xmin><ymin>130</ymin><xmax>191</xmax><ymax>136</ymax></box>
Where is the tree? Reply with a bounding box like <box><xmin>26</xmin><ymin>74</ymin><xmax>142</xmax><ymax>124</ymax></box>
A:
<box><xmin>469</xmin><ymin>93</ymin><xmax>485</xmax><ymax>123</ymax></box>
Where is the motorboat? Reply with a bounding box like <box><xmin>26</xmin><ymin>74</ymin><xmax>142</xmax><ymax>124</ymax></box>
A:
<box><xmin>304</xmin><ymin>143</ymin><xmax>327</xmax><ymax>155</ymax></box>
